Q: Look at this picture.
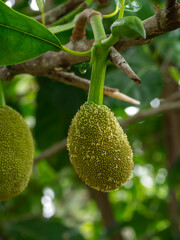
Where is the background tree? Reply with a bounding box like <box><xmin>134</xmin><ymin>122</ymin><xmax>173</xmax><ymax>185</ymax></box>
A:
<box><xmin>0</xmin><ymin>0</ymin><xmax>180</xmax><ymax>239</ymax></box>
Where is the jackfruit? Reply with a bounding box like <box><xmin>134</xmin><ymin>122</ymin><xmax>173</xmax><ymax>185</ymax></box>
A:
<box><xmin>67</xmin><ymin>102</ymin><xmax>133</xmax><ymax>192</ymax></box>
<box><xmin>0</xmin><ymin>106</ymin><xmax>34</xmax><ymax>201</ymax></box>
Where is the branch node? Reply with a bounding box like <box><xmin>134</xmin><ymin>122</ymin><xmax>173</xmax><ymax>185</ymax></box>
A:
<box><xmin>71</xmin><ymin>9</ymin><xmax>101</xmax><ymax>41</ymax></box>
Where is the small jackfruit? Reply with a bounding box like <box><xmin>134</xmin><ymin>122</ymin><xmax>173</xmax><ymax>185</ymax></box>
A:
<box><xmin>0</xmin><ymin>106</ymin><xmax>34</xmax><ymax>201</ymax></box>
<box><xmin>67</xmin><ymin>102</ymin><xmax>133</xmax><ymax>192</ymax></box>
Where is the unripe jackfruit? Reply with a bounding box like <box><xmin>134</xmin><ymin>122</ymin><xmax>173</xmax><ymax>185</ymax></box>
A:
<box><xmin>0</xmin><ymin>106</ymin><xmax>34</xmax><ymax>201</ymax></box>
<box><xmin>67</xmin><ymin>102</ymin><xmax>133</xmax><ymax>192</ymax></box>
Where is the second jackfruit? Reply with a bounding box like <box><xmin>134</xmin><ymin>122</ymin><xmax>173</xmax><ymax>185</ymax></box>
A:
<box><xmin>0</xmin><ymin>106</ymin><xmax>34</xmax><ymax>202</ymax></box>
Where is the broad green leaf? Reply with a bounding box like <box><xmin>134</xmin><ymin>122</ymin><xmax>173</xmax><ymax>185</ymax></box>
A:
<box><xmin>0</xmin><ymin>0</ymin><xmax>62</xmax><ymax>66</ymax></box>
<box><xmin>125</xmin><ymin>0</ymin><xmax>142</xmax><ymax>12</ymax></box>
<box><xmin>111</xmin><ymin>16</ymin><xmax>146</xmax><ymax>40</ymax></box>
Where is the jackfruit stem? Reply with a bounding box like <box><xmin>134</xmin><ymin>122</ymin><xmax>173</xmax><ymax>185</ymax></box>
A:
<box><xmin>88</xmin><ymin>14</ymin><xmax>109</xmax><ymax>105</ymax></box>
<box><xmin>0</xmin><ymin>79</ymin><xmax>5</xmax><ymax>106</ymax></box>
<box><xmin>89</xmin><ymin>14</ymin><xmax>106</xmax><ymax>43</ymax></box>
<box><xmin>88</xmin><ymin>45</ymin><xmax>109</xmax><ymax>105</ymax></box>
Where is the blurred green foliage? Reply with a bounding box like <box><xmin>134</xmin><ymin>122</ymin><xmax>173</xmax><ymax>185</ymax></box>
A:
<box><xmin>0</xmin><ymin>0</ymin><xmax>180</xmax><ymax>240</ymax></box>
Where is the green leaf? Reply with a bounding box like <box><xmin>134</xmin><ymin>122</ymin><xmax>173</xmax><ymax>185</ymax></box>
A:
<box><xmin>168</xmin><ymin>66</ymin><xmax>180</xmax><ymax>84</ymax></box>
<box><xmin>111</xmin><ymin>16</ymin><xmax>146</xmax><ymax>40</ymax></box>
<box><xmin>125</xmin><ymin>0</ymin><xmax>142</xmax><ymax>12</ymax></box>
<box><xmin>0</xmin><ymin>0</ymin><xmax>61</xmax><ymax>66</ymax></box>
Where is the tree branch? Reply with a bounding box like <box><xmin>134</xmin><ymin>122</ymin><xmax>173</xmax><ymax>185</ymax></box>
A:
<box><xmin>115</xmin><ymin>4</ymin><xmax>180</xmax><ymax>51</ymax></box>
<box><xmin>0</xmin><ymin>64</ymin><xmax>140</xmax><ymax>105</ymax></box>
<box><xmin>34</xmin><ymin>138</ymin><xmax>67</xmax><ymax>164</ymax></box>
<box><xmin>46</xmin><ymin>72</ymin><xmax>140</xmax><ymax>105</ymax></box>
<box><xmin>120</xmin><ymin>100</ymin><xmax>180</xmax><ymax>128</ymax></box>
<box><xmin>34</xmin><ymin>0</ymin><xmax>85</xmax><ymax>24</ymax></box>
<box><xmin>109</xmin><ymin>47</ymin><xmax>141</xmax><ymax>85</ymax></box>
<box><xmin>71</xmin><ymin>8</ymin><xmax>95</xmax><ymax>40</ymax></box>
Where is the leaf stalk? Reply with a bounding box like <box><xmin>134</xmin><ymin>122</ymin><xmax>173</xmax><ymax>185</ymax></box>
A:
<box><xmin>119</xmin><ymin>0</ymin><xmax>125</xmax><ymax>18</ymax></box>
<box><xmin>88</xmin><ymin>13</ymin><xmax>109</xmax><ymax>105</ymax></box>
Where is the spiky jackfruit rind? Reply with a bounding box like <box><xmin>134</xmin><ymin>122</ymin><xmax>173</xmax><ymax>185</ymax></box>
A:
<box><xmin>0</xmin><ymin>106</ymin><xmax>34</xmax><ymax>201</ymax></box>
<box><xmin>67</xmin><ymin>102</ymin><xmax>133</xmax><ymax>192</ymax></box>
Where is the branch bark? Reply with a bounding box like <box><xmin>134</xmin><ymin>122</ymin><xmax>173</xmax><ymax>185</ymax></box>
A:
<box><xmin>71</xmin><ymin>8</ymin><xmax>95</xmax><ymax>40</ymax></box>
<box><xmin>34</xmin><ymin>0</ymin><xmax>85</xmax><ymax>24</ymax></box>
<box><xmin>109</xmin><ymin>47</ymin><xmax>141</xmax><ymax>85</ymax></box>
<box><xmin>0</xmin><ymin>64</ymin><xmax>140</xmax><ymax>104</ymax></box>
<box><xmin>34</xmin><ymin>138</ymin><xmax>67</xmax><ymax>164</ymax></box>
<box><xmin>120</xmin><ymin>100</ymin><xmax>180</xmax><ymax>128</ymax></box>
<box><xmin>46</xmin><ymin>72</ymin><xmax>140</xmax><ymax>105</ymax></box>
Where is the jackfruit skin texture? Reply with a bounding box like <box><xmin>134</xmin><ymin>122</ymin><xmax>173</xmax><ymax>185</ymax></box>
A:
<box><xmin>0</xmin><ymin>106</ymin><xmax>34</xmax><ymax>201</ymax></box>
<box><xmin>67</xmin><ymin>102</ymin><xmax>133</xmax><ymax>192</ymax></box>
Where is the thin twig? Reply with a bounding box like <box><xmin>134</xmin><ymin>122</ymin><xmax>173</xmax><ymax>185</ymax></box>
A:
<box><xmin>109</xmin><ymin>47</ymin><xmax>141</xmax><ymax>85</ymax></box>
<box><xmin>165</xmin><ymin>90</ymin><xmax>180</xmax><ymax>101</ymax></box>
<box><xmin>34</xmin><ymin>139</ymin><xmax>67</xmax><ymax>164</ymax></box>
<box><xmin>120</xmin><ymin>100</ymin><xmax>180</xmax><ymax>128</ymax></box>
<box><xmin>103</xmin><ymin>86</ymin><xmax>140</xmax><ymax>105</ymax></box>
<box><xmin>48</xmin><ymin>71</ymin><xmax>140</xmax><ymax>105</ymax></box>
<box><xmin>0</xmin><ymin>64</ymin><xmax>140</xmax><ymax>105</ymax></box>
<box><xmin>34</xmin><ymin>0</ymin><xmax>84</xmax><ymax>24</ymax></box>
<box><xmin>71</xmin><ymin>9</ymin><xmax>96</xmax><ymax>40</ymax></box>
<box><xmin>166</xmin><ymin>0</ymin><xmax>177</xmax><ymax>9</ymax></box>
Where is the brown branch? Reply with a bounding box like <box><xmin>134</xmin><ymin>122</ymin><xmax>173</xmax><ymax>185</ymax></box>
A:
<box><xmin>166</xmin><ymin>0</ymin><xmax>177</xmax><ymax>9</ymax></box>
<box><xmin>0</xmin><ymin>63</ymin><xmax>140</xmax><ymax>104</ymax></box>
<box><xmin>109</xmin><ymin>47</ymin><xmax>141</xmax><ymax>85</ymax></box>
<box><xmin>0</xmin><ymin>41</ymin><xmax>92</xmax><ymax>82</ymax></box>
<box><xmin>34</xmin><ymin>0</ymin><xmax>85</xmax><ymax>24</ymax></box>
<box><xmin>47</xmin><ymin>71</ymin><xmax>140</xmax><ymax>105</ymax></box>
<box><xmin>120</xmin><ymin>100</ymin><xmax>180</xmax><ymax>128</ymax></box>
<box><xmin>115</xmin><ymin>4</ymin><xmax>180</xmax><ymax>51</ymax></box>
<box><xmin>34</xmin><ymin>139</ymin><xmax>67</xmax><ymax>164</ymax></box>
<box><xmin>71</xmin><ymin>9</ymin><xmax>97</xmax><ymax>40</ymax></box>
<box><xmin>165</xmin><ymin>91</ymin><xmax>180</xmax><ymax>102</ymax></box>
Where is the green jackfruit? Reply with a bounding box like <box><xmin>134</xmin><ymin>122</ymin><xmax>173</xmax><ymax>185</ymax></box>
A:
<box><xmin>0</xmin><ymin>106</ymin><xmax>34</xmax><ymax>201</ymax></box>
<box><xmin>67</xmin><ymin>102</ymin><xmax>133</xmax><ymax>192</ymax></box>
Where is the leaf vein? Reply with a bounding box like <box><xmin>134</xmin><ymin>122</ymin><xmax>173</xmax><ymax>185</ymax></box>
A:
<box><xmin>0</xmin><ymin>23</ymin><xmax>61</xmax><ymax>50</ymax></box>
